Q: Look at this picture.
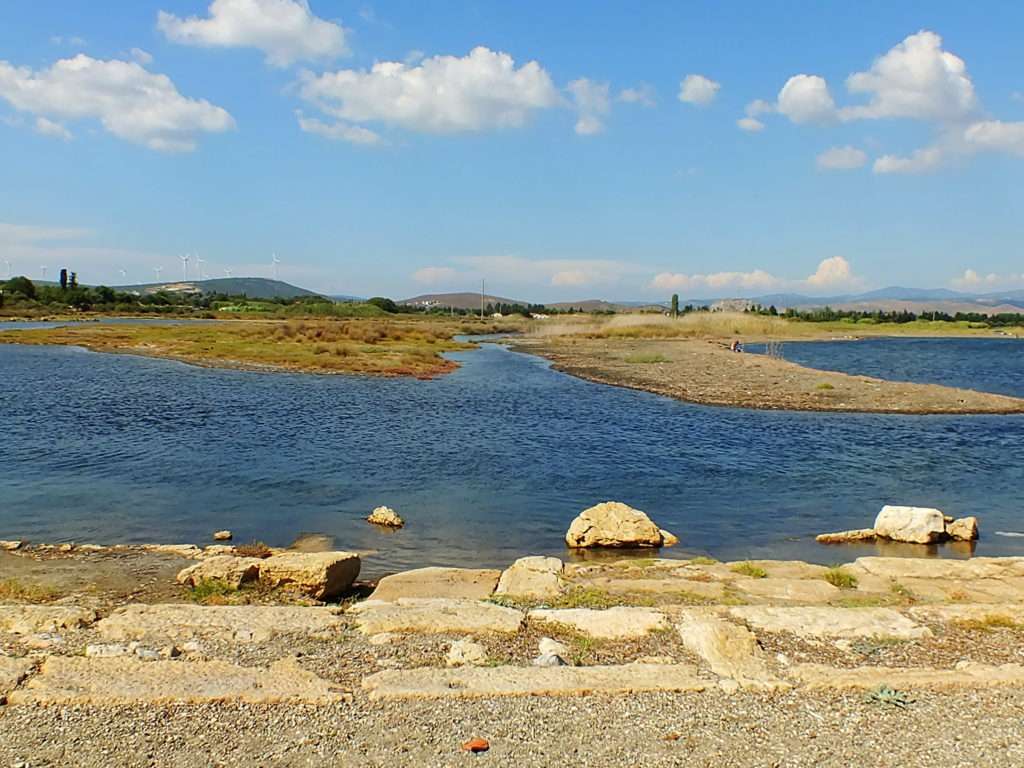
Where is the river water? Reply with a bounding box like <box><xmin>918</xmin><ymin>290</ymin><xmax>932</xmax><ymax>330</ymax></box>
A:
<box><xmin>2</xmin><ymin>332</ymin><xmax>1022</xmax><ymax>576</ymax></box>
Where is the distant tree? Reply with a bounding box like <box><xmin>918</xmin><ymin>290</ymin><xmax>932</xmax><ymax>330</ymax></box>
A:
<box><xmin>5</xmin><ymin>276</ymin><xmax>36</xmax><ymax>299</ymax></box>
<box><xmin>60</xmin><ymin>268</ymin><xmax>68</xmax><ymax>290</ymax></box>
<box><xmin>768</xmin><ymin>305</ymin><xmax>778</xmax><ymax>316</ymax></box>
<box><xmin>671</xmin><ymin>294</ymin><xmax>679</xmax><ymax>318</ymax></box>
<box><xmin>69</xmin><ymin>271</ymin><xmax>78</xmax><ymax>289</ymax></box>
<box><xmin>367</xmin><ymin>296</ymin><xmax>398</xmax><ymax>313</ymax></box>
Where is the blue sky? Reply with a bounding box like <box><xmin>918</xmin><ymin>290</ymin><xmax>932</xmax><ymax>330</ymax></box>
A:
<box><xmin>1</xmin><ymin>1</ymin><xmax>1022</xmax><ymax>300</ymax></box>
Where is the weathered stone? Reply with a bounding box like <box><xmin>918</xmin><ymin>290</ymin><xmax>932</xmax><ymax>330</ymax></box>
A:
<box><xmin>0</xmin><ymin>540</ymin><xmax>25</xmax><ymax>551</ymax></box>
<box><xmin>676</xmin><ymin>610</ymin><xmax>790</xmax><ymax>692</ymax></box>
<box><xmin>564</xmin><ymin>502</ymin><xmax>666</xmax><ymax>548</ymax></box>
<box><xmin>142</xmin><ymin>544</ymin><xmax>202</xmax><ymax>559</ymax></box>
<box><xmin>0</xmin><ymin>606</ymin><xmax>97</xmax><ymax>635</ymax></box>
<box><xmin>370</xmin><ymin>567</ymin><xmax>500</xmax><ymax>602</ymax></box>
<box><xmin>362</xmin><ymin>663</ymin><xmax>706</xmax><ymax>700</ymax></box>
<box><xmin>368</xmin><ymin>632</ymin><xmax>396</xmax><ymax>646</ymax></box>
<box><xmin>792</xmin><ymin>662</ymin><xmax>1024</xmax><ymax>691</ymax></box>
<box><xmin>815</xmin><ymin>529</ymin><xmax>877</xmax><ymax>544</ymax></box>
<box><xmin>200</xmin><ymin>545</ymin><xmax>237</xmax><ymax>558</ymax></box>
<box><xmin>352</xmin><ymin>598</ymin><xmax>523</xmax><ymax>635</ymax></box>
<box><xmin>96</xmin><ymin>604</ymin><xmax>345</xmax><ymax>643</ymax></box>
<box><xmin>85</xmin><ymin>643</ymin><xmax>130</xmax><ymax>658</ymax></box>
<box><xmin>367</xmin><ymin>506</ymin><xmax>404</xmax><ymax>528</ymax></box>
<box><xmin>0</xmin><ymin>657</ymin><xmax>35</xmax><ymax>699</ymax></box>
<box><xmin>446</xmin><ymin>638</ymin><xmax>488</xmax><ymax>667</ymax></box>
<box><xmin>729</xmin><ymin>606</ymin><xmax>931</xmax><ymax>640</ymax></box>
<box><xmin>734</xmin><ymin>578</ymin><xmax>840</xmax><ymax>604</ymax></box>
<box><xmin>948</xmin><ymin>516</ymin><xmax>979</xmax><ymax>541</ymax></box>
<box><xmin>588</xmin><ymin>577</ymin><xmax>727</xmax><ymax>601</ymax></box>
<box><xmin>528</xmin><ymin>607</ymin><xmax>669</xmax><ymax>639</ymax></box>
<box><xmin>850</xmin><ymin>556</ymin><xmax>1021</xmax><ymax>581</ymax></box>
<box><xmin>874</xmin><ymin>505</ymin><xmax>946</xmax><ymax>544</ymax></box>
<box><xmin>259</xmin><ymin>551</ymin><xmax>361</xmax><ymax>599</ymax></box>
<box><xmin>213</xmin><ymin>530</ymin><xmax>233</xmax><ymax>541</ymax></box>
<box><xmin>534</xmin><ymin>637</ymin><xmax>571</xmax><ymax>667</ymax></box>
<box><xmin>175</xmin><ymin>556</ymin><xmax>261</xmax><ymax>589</ymax></box>
<box><xmin>659</xmin><ymin>529</ymin><xmax>680</xmax><ymax>547</ymax></box>
<box><xmin>907</xmin><ymin>603</ymin><xmax>1024</xmax><ymax>625</ymax></box>
<box><xmin>8</xmin><ymin>656</ymin><xmax>345</xmax><ymax>705</ymax></box>
<box><xmin>494</xmin><ymin>557</ymin><xmax>564</xmax><ymax>600</ymax></box>
<box><xmin>896</xmin><ymin>577</ymin><xmax>1024</xmax><ymax>603</ymax></box>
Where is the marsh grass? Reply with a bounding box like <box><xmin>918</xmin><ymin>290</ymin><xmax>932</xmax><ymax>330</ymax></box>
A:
<box><xmin>0</xmin><ymin>579</ymin><xmax>57</xmax><ymax>603</ymax></box>
<box><xmin>624</xmin><ymin>353</ymin><xmax>670</xmax><ymax>364</ymax></box>
<box><xmin>955</xmin><ymin>615</ymin><xmax>1023</xmax><ymax>632</ymax></box>
<box><xmin>730</xmin><ymin>562</ymin><xmax>768</xmax><ymax>579</ymax></box>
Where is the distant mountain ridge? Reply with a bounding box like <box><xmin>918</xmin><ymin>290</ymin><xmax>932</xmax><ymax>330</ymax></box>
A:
<box><xmin>116</xmin><ymin>277</ymin><xmax>320</xmax><ymax>300</ymax></box>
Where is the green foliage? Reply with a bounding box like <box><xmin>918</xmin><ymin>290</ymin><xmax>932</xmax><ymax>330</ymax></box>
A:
<box><xmin>730</xmin><ymin>562</ymin><xmax>767</xmax><ymax>579</ymax></box>
<box><xmin>688</xmin><ymin>556</ymin><xmax>719</xmax><ymax>565</ymax></box>
<box><xmin>3</xmin><ymin>275</ymin><xmax>36</xmax><ymax>299</ymax></box>
<box><xmin>0</xmin><ymin>578</ymin><xmax>57</xmax><ymax>602</ymax></box>
<box><xmin>624</xmin><ymin>352</ymin><xmax>670</xmax><ymax>364</ymax></box>
<box><xmin>823</xmin><ymin>567</ymin><xmax>858</xmax><ymax>589</ymax></box>
<box><xmin>816</xmin><ymin>382</ymin><xmax>835</xmax><ymax>390</ymax></box>
<box><xmin>367</xmin><ymin>296</ymin><xmax>398</xmax><ymax>313</ymax></box>
<box><xmin>188</xmin><ymin>578</ymin><xmax>237</xmax><ymax>603</ymax></box>
<box><xmin>865</xmin><ymin>685</ymin><xmax>914</xmax><ymax>708</ymax></box>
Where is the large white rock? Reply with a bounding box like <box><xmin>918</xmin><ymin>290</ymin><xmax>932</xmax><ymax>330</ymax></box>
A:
<box><xmin>873</xmin><ymin>505</ymin><xmax>946</xmax><ymax>544</ymax></box>
<box><xmin>367</xmin><ymin>506</ymin><xmax>405</xmax><ymax>528</ymax></box>
<box><xmin>564</xmin><ymin>502</ymin><xmax>668</xmax><ymax>548</ymax></box>
<box><xmin>947</xmin><ymin>516</ymin><xmax>979</xmax><ymax>541</ymax></box>
<box><xmin>175</xmin><ymin>556</ymin><xmax>262</xmax><ymax>589</ymax></box>
<box><xmin>494</xmin><ymin>556</ymin><xmax>564</xmax><ymax>599</ymax></box>
<box><xmin>258</xmin><ymin>551</ymin><xmax>361</xmax><ymax>599</ymax></box>
<box><xmin>369</xmin><ymin>567</ymin><xmax>500</xmax><ymax>602</ymax></box>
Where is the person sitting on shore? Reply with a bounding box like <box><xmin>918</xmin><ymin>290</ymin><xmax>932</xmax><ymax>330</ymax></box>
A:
<box><xmin>730</xmin><ymin>339</ymin><xmax>743</xmax><ymax>353</ymax></box>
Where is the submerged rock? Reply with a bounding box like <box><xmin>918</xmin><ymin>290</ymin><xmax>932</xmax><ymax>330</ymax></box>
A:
<box><xmin>367</xmin><ymin>506</ymin><xmax>405</xmax><ymax>528</ymax></box>
<box><xmin>815</xmin><ymin>528</ymin><xmax>877</xmax><ymax>544</ymax></box>
<box><xmin>213</xmin><ymin>530</ymin><xmax>233</xmax><ymax>541</ymax></box>
<box><xmin>874</xmin><ymin>505</ymin><xmax>946</xmax><ymax>544</ymax></box>
<box><xmin>565</xmin><ymin>502</ymin><xmax>671</xmax><ymax>548</ymax></box>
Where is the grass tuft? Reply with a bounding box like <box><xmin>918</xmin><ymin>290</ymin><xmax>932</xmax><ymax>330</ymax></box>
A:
<box><xmin>0</xmin><ymin>579</ymin><xmax>57</xmax><ymax>603</ymax></box>
<box><xmin>823</xmin><ymin>567</ymin><xmax>858</xmax><ymax>589</ymax></box>
<box><xmin>624</xmin><ymin>353</ymin><xmax>670</xmax><ymax>364</ymax></box>
<box><xmin>234</xmin><ymin>540</ymin><xmax>273</xmax><ymax>559</ymax></box>
<box><xmin>730</xmin><ymin>562</ymin><xmax>768</xmax><ymax>579</ymax></box>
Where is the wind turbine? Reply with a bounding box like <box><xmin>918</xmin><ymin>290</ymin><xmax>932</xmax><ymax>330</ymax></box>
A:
<box><xmin>180</xmin><ymin>253</ymin><xmax>190</xmax><ymax>282</ymax></box>
<box><xmin>195</xmin><ymin>255</ymin><xmax>206</xmax><ymax>280</ymax></box>
<box><xmin>223</xmin><ymin>267</ymin><xmax>233</xmax><ymax>278</ymax></box>
<box><xmin>3</xmin><ymin>259</ymin><xmax>11</xmax><ymax>279</ymax></box>
<box><xmin>40</xmin><ymin>265</ymin><xmax>48</xmax><ymax>281</ymax></box>
<box><xmin>154</xmin><ymin>266</ymin><xmax>164</xmax><ymax>282</ymax></box>
<box><xmin>271</xmin><ymin>253</ymin><xmax>281</xmax><ymax>281</ymax></box>
<box><xmin>119</xmin><ymin>268</ymin><xmax>128</xmax><ymax>283</ymax></box>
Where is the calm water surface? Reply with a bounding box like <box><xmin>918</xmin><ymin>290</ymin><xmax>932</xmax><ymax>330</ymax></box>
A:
<box><xmin>2</xmin><ymin>338</ymin><xmax>1023</xmax><ymax>576</ymax></box>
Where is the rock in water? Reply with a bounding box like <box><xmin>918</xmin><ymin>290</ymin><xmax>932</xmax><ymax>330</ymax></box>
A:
<box><xmin>873</xmin><ymin>506</ymin><xmax>946</xmax><ymax>544</ymax></box>
<box><xmin>947</xmin><ymin>516</ymin><xmax>979</xmax><ymax>541</ymax></box>
<box><xmin>213</xmin><ymin>530</ymin><xmax>232</xmax><ymax>541</ymax></box>
<box><xmin>366</xmin><ymin>506</ymin><xmax>405</xmax><ymax>528</ymax></box>
<box><xmin>258</xmin><ymin>551</ymin><xmax>361</xmax><ymax>599</ymax></box>
<box><xmin>565</xmin><ymin>501</ymin><xmax>666</xmax><ymax>548</ymax></box>
<box><xmin>815</xmin><ymin>528</ymin><xmax>877</xmax><ymax>544</ymax></box>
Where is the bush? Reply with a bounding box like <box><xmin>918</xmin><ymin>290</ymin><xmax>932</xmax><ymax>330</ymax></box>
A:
<box><xmin>823</xmin><ymin>567</ymin><xmax>858</xmax><ymax>589</ymax></box>
<box><xmin>3</xmin><ymin>276</ymin><xmax>36</xmax><ymax>299</ymax></box>
<box><xmin>367</xmin><ymin>296</ymin><xmax>398</xmax><ymax>313</ymax></box>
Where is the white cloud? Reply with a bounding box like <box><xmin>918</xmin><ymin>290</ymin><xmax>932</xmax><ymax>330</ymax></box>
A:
<box><xmin>745</xmin><ymin>99</ymin><xmax>775</xmax><ymax>117</ymax></box>
<box><xmin>952</xmin><ymin>269</ymin><xmax>1024</xmax><ymax>290</ymax></box>
<box><xmin>568</xmin><ymin>78</ymin><xmax>610</xmax><ymax>135</ymax></box>
<box><xmin>840</xmin><ymin>31</ymin><xmax>977</xmax><ymax>122</ymax></box>
<box><xmin>777</xmin><ymin>74</ymin><xmax>836</xmax><ymax>124</ymax></box>
<box><xmin>678</xmin><ymin>74</ymin><xmax>720</xmax><ymax>106</ymax></box>
<box><xmin>412</xmin><ymin>266</ymin><xmax>460</xmax><ymax>284</ymax></box>
<box><xmin>816</xmin><ymin>145</ymin><xmax>867</xmax><ymax>170</ymax></box>
<box><xmin>618</xmin><ymin>84</ymin><xmax>656</xmax><ymax>107</ymax></box>
<box><xmin>34</xmin><ymin>116</ymin><xmax>72</xmax><ymax>141</ymax></box>
<box><xmin>130</xmin><ymin>48</ymin><xmax>153</xmax><ymax>65</ymax></box>
<box><xmin>963</xmin><ymin>120</ymin><xmax>1024</xmax><ymax>156</ymax></box>
<box><xmin>299</xmin><ymin>47</ymin><xmax>562</xmax><ymax>135</ymax></box>
<box><xmin>0</xmin><ymin>222</ymin><xmax>91</xmax><ymax>243</ymax></box>
<box><xmin>736</xmin><ymin>117</ymin><xmax>764</xmax><ymax>132</ymax></box>
<box><xmin>873</xmin><ymin>146</ymin><xmax>944</xmax><ymax>174</ymax></box>
<box><xmin>651</xmin><ymin>256</ymin><xmax>859</xmax><ymax>294</ymax></box>
<box><xmin>0</xmin><ymin>54</ymin><xmax>234</xmax><ymax>152</ymax></box>
<box><xmin>805</xmin><ymin>256</ymin><xmax>855</xmax><ymax>287</ymax></box>
<box><xmin>158</xmin><ymin>0</ymin><xmax>349</xmax><ymax>67</ymax></box>
<box><xmin>296</xmin><ymin>112</ymin><xmax>382</xmax><ymax>145</ymax></box>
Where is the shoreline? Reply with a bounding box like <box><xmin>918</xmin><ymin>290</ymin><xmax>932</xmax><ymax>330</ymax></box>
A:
<box><xmin>510</xmin><ymin>336</ymin><xmax>1024</xmax><ymax>415</ymax></box>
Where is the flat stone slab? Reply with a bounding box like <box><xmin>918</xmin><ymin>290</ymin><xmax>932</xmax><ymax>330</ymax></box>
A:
<box><xmin>362</xmin><ymin>663</ymin><xmax>706</xmax><ymax>700</ymax></box>
<box><xmin>0</xmin><ymin>657</ymin><xmax>35</xmax><ymax>699</ymax></box>
<box><xmin>0</xmin><ymin>606</ymin><xmax>97</xmax><ymax>635</ymax></box>
<box><xmin>898</xmin><ymin>577</ymin><xmax>1024</xmax><ymax>604</ymax></box>
<box><xmin>851</xmin><ymin>557</ymin><xmax>1024</xmax><ymax>581</ymax></box>
<box><xmin>907</xmin><ymin>603</ymin><xmax>1024</xmax><ymax>625</ymax></box>
<box><xmin>7</xmin><ymin>656</ymin><xmax>346</xmax><ymax>706</ymax></box>
<box><xmin>528</xmin><ymin>607</ymin><xmax>669</xmax><ymax>639</ymax></box>
<box><xmin>732</xmin><ymin>560</ymin><xmax>830</xmax><ymax>580</ymax></box>
<box><xmin>792</xmin><ymin>662</ymin><xmax>1024</xmax><ymax>691</ymax></box>
<box><xmin>676</xmin><ymin>610</ymin><xmax>789</xmax><ymax>692</ymax></box>
<box><xmin>733</xmin><ymin>578</ymin><xmax>840</xmax><ymax>604</ymax></box>
<box><xmin>729</xmin><ymin>606</ymin><xmax>932</xmax><ymax>640</ymax></box>
<box><xmin>588</xmin><ymin>577</ymin><xmax>727</xmax><ymax>600</ymax></box>
<box><xmin>96</xmin><ymin>604</ymin><xmax>346</xmax><ymax>643</ymax></box>
<box><xmin>351</xmin><ymin>598</ymin><xmax>523</xmax><ymax>635</ymax></box>
<box><xmin>368</xmin><ymin>567</ymin><xmax>501</xmax><ymax>602</ymax></box>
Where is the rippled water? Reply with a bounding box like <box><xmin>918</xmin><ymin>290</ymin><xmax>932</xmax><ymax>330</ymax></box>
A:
<box><xmin>2</xmin><ymin>338</ymin><xmax>1023</xmax><ymax>576</ymax></box>
<box><xmin>760</xmin><ymin>337</ymin><xmax>1024</xmax><ymax>398</ymax></box>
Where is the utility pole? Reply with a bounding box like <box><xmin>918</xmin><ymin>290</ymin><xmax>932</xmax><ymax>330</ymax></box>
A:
<box><xmin>480</xmin><ymin>279</ymin><xmax>485</xmax><ymax>320</ymax></box>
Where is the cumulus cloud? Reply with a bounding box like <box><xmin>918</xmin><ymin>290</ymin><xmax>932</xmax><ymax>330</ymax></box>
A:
<box><xmin>618</xmin><ymin>84</ymin><xmax>656</xmax><ymax>107</ymax></box>
<box><xmin>568</xmin><ymin>78</ymin><xmax>610</xmax><ymax>135</ymax></box>
<box><xmin>158</xmin><ymin>0</ymin><xmax>348</xmax><ymax>67</ymax></box>
<box><xmin>296</xmin><ymin>112</ymin><xmax>382</xmax><ymax>145</ymax></box>
<box><xmin>299</xmin><ymin>47</ymin><xmax>562</xmax><ymax>136</ymax></box>
<box><xmin>777</xmin><ymin>74</ymin><xmax>836</xmax><ymax>124</ymax></box>
<box><xmin>873</xmin><ymin>146</ymin><xmax>944</xmax><ymax>174</ymax></box>
<box><xmin>0</xmin><ymin>54</ymin><xmax>234</xmax><ymax>151</ymax></box>
<box><xmin>736</xmin><ymin>117</ymin><xmax>764</xmax><ymax>132</ymax></box>
<box><xmin>130</xmin><ymin>48</ymin><xmax>153</xmax><ymax>65</ymax></box>
<box><xmin>34</xmin><ymin>116</ymin><xmax>72</xmax><ymax>141</ymax></box>
<box><xmin>963</xmin><ymin>120</ymin><xmax>1024</xmax><ymax>156</ymax></box>
<box><xmin>651</xmin><ymin>256</ymin><xmax>859</xmax><ymax>294</ymax></box>
<box><xmin>952</xmin><ymin>269</ymin><xmax>1024</xmax><ymax>290</ymax></box>
<box><xmin>678</xmin><ymin>74</ymin><xmax>720</xmax><ymax>106</ymax></box>
<box><xmin>816</xmin><ymin>145</ymin><xmax>867</xmax><ymax>170</ymax></box>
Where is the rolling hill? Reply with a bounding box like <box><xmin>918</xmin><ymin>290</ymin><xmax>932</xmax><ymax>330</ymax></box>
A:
<box><xmin>116</xmin><ymin>277</ymin><xmax>321</xmax><ymax>300</ymax></box>
<box><xmin>400</xmin><ymin>292</ymin><xmax>531</xmax><ymax>310</ymax></box>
